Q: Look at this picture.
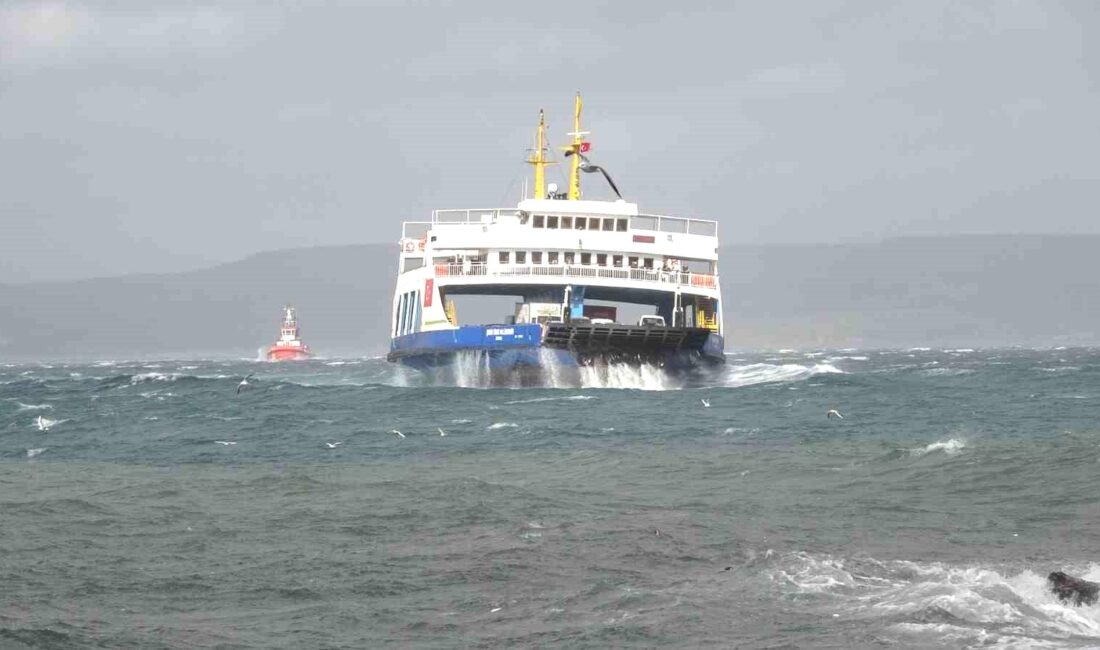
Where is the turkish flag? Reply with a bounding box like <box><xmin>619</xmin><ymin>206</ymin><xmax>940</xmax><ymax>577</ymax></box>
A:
<box><xmin>580</xmin><ymin>141</ymin><xmax>591</xmax><ymax>153</ymax></box>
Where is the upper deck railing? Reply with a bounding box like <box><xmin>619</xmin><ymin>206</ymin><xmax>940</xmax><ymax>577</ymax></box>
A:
<box><xmin>401</xmin><ymin>208</ymin><xmax>717</xmax><ymax>239</ymax></box>
<box><xmin>432</xmin><ymin>263</ymin><xmax>718</xmax><ymax>290</ymax></box>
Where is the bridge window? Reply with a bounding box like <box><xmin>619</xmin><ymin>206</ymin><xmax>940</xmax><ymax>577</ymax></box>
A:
<box><xmin>532</xmin><ymin>251</ymin><xmax>543</xmax><ymax>264</ymax></box>
<box><xmin>564</xmin><ymin>252</ymin><xmax>575</xmax><ymax>264</ymax></box>
<box><xmin>548</xmin><ymin>251</ymin><xmax>559</xmax><ymax>264</ymax></box>
<box><xmin>580</xmin><ymin>252</ymin><xmax>591</xmax><ymax>265</ymax></box>
<box><xmin>547</xmin><ymin>216</ymin><xmax>558</xmax><ymax>229</ymax></box>
<box><xmin>616</xmin><ymin>218</ymin><xmax>628</xmax><ymax>232</ymax></box>
<box><xmin>612</xmin><ymin>254</ymin><xmax>623</xmax><ymax>268</ymax></box>
<box><xmin>498</xmin><ymin>251</ymin><xmax>510</xmax><ymax>264</ymax></box>
<box><xmin>533</xmin><ymin>215</ymin><xmax>544</xmax><ymax>228</ymax></box>
<box><xmin>629</xmin><ymin>256</ymin><xmax>639</xmax><ymax>268</ymax></box>
<box><xmin>601</xmin><ymin>219</ymin><xmax>614</xmax><ymax>232</ymax></box>
<box><xmin>596</xmin><ymin>253</ymin><xmax>607</xmax><ymax>266</ymax></box>
<box><xmin>575</xmin><ymin>218</ymin><xmax>586</xmax><ymax>230</ymax></box>
<box><xmin>643</xmin><ymin>257</ymin><xmax>654</xmax><ymax>269</ymax></box>
<box><xmin>561</xmin><ymin>216</ymin><xmax>572</xmax><ymax>229</ymax></box>
<box><xmin>516</xmin><ymin>251</ymin><xmax>527</xmax><ymax>264</ymax></box>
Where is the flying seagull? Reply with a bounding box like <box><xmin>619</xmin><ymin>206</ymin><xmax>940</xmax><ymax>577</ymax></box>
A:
<box><xmin>700</xmin><ymin>398</ymin><xmax>711</xmax><ymax>408</ymax></box>
<box><xmin>565</xmin><ymin>152</ymin><xmax>623</xmax><ymax>199</ymax></box>
<box><xmin>438</xmin><ymin>428</ymin><xmax>447</xmax><ymax>437</ymax></box>
<box><xmin>324</xmin><ymin>441</ymin><xmax>343</xmax><ymax>449</ymax></box>
<box><xmin>236</xmin><ymin>373</ymin><xmax>255</xmax><ymax>396</ymax></box>
<box><xmin>390</xmin><ymin>429</ymin><xmax>405</xmax><ymax>439</ymax></box>
<box><xmin>826</xmin><ymin>409</ymin><xmax>844</xmax><ymax>419</ymax></box>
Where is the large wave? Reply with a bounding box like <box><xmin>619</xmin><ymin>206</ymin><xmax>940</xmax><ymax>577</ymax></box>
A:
<box><xmin>770</xmin><ymin>551</ymin><xmax>1100</xmax><ymax>645</ymax></box>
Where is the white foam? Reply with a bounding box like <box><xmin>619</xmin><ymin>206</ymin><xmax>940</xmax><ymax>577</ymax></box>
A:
<box><xmin>911</xmin><ymin>438</ymin><xmax>967</xmax><ymax>456</ymax></box>
<box><xmin>723</xmin><ymin>363</ymin><xmax>843</xmax><ymax>388</ymax></box>
<box><xmin>130</xmin><ymin>372</ymin><xmax>181</xmax><ymax>384</ymax></box>
<box><xmin>26</xmin><ymin>448</ymin><xmax>47</xmax><ymax>458</ymax></box>
<box><xmin>773</xmin><ymin>553</ymin><xmax>1100</xmax><ymax>645</ymax></box>
<box><xmin>487</xmin><ymin>422</ymin><xmax>518</xmax><ymax>430</ymax></box>
<box><xmin>15</xmin><ymin>402</ymin><xmax>53</xmax><ymax>411</ymax></box>
<box><xmin>504</xmin><ymin>395</ymin><xmax>595</xmax><ymax>405</ymax></box>
<box><xmin>921</xmin><ymin>367</ymin><xmax>974</xmax><ymax>377</ymax></box>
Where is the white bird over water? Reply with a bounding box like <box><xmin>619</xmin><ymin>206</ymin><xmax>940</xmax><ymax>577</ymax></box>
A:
<box><xmin>700</xmin><ymin>398</ymin><xmax>711</xmax><ymax>408</ymax></box>
<box><xmin>34</xmin><ymin>415</ymin><xmax>58</xmax><ymax>431</ymax></box>
<box><xmin>236</xmin><ymin>373</ymin><xmax>255</xmax><ymax>396</ymax></box>
<box><xmin>438</xmin><ymin>428</ymin><xmax>447</xmax><ymax>437</ymax></box>
<box><xmin>390</xmin><ymin>429</ymin><xmax>405</xmax><ymax>439</ymax></box>
<box><xmin>826</xmin><ymin>409</ymin><xmax>844</xmax><ymax>419</ymax></box>
<box><xmin>325</xmin><ymin>441</ymin><xmax>343</xmax><ymax>448</ymax></box>
<box><xmin>214</xmin><ymin>440</ymin><xmax>237</xmax><ymax>446</ymax></box>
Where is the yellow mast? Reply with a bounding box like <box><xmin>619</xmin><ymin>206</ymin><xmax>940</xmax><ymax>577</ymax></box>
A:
<box><xmin>566</xmin><ymin>92</ymin><xmax>585</xmax><ymax>200</ymax></box>
<box><xmin>525</xmin><ymin>109</ymin><xmax>550</xmax><ymax>199</ymax></box>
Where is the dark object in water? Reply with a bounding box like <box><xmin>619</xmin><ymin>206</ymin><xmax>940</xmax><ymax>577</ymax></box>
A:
<box><xmin>1048</xmin><ymin>571</ymin><xmax>1099</xmax><ymax>606</ymax></box>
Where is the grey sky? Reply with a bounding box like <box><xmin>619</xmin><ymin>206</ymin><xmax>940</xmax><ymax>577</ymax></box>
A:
<box><xmin>3</xmin><ymin>1</ymin><xmax>1098</xmax><ymax>282</ymax></box>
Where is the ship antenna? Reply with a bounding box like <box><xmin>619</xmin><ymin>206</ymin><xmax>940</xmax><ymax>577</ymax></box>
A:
<box><xmin>525</xmin><ymin>109</ymin><xmax>554</xmax><ymax>199</ymax></box>
<box><xmin>565</xmin><ymin>92</ymin><xmax>589</xmax><ymax>200</ymax></box>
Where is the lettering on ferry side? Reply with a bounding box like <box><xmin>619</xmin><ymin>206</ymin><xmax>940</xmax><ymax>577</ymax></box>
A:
<box><xmin>633</xmin><ymin>234</ymin><xmax>655</xmax><ymax>244</ymax></box>
<box><xmin>485</xmin><ymin>327</ymin><xmax>515</xmax><ymax>337</ymax></box>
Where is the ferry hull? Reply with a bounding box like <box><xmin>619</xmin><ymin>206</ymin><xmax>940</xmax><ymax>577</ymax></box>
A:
<box><xmin>388</xmin><ymin>324</ymin><xmax>723</xmax><ymax>384</ymax></box>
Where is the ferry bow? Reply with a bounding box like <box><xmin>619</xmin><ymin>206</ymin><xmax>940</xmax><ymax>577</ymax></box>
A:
<box><xmin>387</xmin><ymin>94</ymin><xmax>724</xmax><ymax>382</ymax></box>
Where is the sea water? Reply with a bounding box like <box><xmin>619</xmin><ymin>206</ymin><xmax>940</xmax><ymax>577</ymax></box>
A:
<box><xmin>2</xmin><ymin>348</ymin><xmax>1099</xmax><ymax>647</ymax></box>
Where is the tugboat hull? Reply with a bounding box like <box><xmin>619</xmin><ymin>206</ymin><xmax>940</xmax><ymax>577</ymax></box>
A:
<box><xmin>266</xmin><ymin>345</ymin><xmax>312</xmax><ymax>362</ymax></box>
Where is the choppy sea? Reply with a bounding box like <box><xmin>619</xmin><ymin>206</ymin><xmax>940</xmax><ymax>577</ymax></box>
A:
<box><xmin>3</xmin><ymin>348</ymin><xmax>1100</xmax><ymax>648</ymax></box>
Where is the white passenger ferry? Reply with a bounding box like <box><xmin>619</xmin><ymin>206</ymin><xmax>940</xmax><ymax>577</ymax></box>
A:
<box><xmin>387</xmin><ymin>95</ymin><xmax>723</xmax><ymax>382</ymax></box>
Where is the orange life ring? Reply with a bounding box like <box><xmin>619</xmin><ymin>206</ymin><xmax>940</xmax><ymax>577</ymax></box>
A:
<box><xmin>404</xmin><ymin>241</ymin><xmax>415</xmax><ymax>253</ymax></box>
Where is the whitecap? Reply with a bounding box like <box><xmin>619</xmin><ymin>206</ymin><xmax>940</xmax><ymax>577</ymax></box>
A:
<box><xmin>450</xmin><ymin>418</ymin><xmax>472</xmax><ymax>424</ymax></box>
<box><xmin>911</xmin><ymin>438</ymin><xmax>967</xmax><ymax>456</ymax></box>
<box><xmin>504</xmin><ymin>395</ymin><xmax>595</xmax><ymax>405</ymax></box>
<box><xmin>15</xmin><ymin>402</ymin><xmax>53</xmax><ymax>411</ymax></box>
<box><xmin>130</xmin><ymin>372</ymin><xmax>182</xmax><ymax>384</ymax></box>
<box><xmin>772</xmin><ymin>553</ymin><xmax>1100</xmax><ymax>644</ymax></box>
<box><xmin>26</xmin><ymin>448</ymin><xmax>47</xmax><ymax>458</ymax></box>
<box><xmin>723</xmin><ymin>363</ymin><xmax>843</xmax><ymax>388</ymax></box>
<box><xmin>487</xmin><ymin>422</ymin><xmax>518</xmax><ymax>430</ymax></box>
<box><xmin>920</xmin><ymin>367</ymin><xmax>974</xmax><ymax>377</ymax></box>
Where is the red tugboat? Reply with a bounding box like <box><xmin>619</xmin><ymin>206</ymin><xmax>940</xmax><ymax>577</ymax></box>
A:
<box><xmin>266</xmin><ymin>305</ymin><xmax>312</xmax><ymax>361</ymax></box>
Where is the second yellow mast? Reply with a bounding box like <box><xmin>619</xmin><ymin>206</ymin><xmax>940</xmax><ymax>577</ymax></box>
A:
<box><xmin>566</xmin><ymin>92</ymin><xmax>585</xmax><ymax>200</ymax></box>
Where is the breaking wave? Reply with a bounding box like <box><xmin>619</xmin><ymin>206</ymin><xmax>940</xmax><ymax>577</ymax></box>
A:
<box><xmin>911</xmin><ymin>438</ymin><xmax>968</xmax><ymax>456</ymax></box>
<box><xmin>722</xmin><ymin>363</ymin><xmax>843</xmax><ymax>388</ymax></box>
<box><xmin>771</xmin><ymin>552</ymin><xmax>1100</xmax><ymax>646</ymax></box>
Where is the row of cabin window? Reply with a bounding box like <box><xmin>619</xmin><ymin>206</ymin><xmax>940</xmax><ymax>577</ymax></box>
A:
<box><xmin>530</xmin><ymin>215</ymin><xmax>629</xmax><ymax>232</ymax></box>
<box><xmin>498</xmin><ymin>250</ymin><xmax>655</xmax><ymax>269</ymax></box>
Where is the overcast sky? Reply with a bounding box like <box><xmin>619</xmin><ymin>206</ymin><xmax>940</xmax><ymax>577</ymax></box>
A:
<box><xmin>3</xmin><ymin>0</ymin><xmax>1099</xmax><ymax>282</ymax></box>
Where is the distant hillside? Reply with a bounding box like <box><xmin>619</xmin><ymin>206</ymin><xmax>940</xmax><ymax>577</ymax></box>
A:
<box><xmin>0</xmin><ymin>235</ymin><xmax>1097</xmax><ymax>361</ymax></box>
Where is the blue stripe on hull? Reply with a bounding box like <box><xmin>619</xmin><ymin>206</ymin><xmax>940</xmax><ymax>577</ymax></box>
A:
<box><xmin>389</xmin><ymin>324</ymin><xmax>542</xmax><ymax>359</ymax></box>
